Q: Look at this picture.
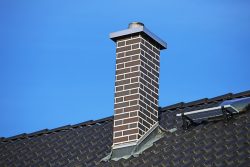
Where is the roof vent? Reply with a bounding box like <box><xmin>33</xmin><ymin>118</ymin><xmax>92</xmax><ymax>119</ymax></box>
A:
<box><xmin>177</xmin><ymin>97</ymin><xmax>250</xmax><ymax>129</ymax></box>
<box><xmin>128</xmin><ymin>22</ymin><xmax>144</xmax><ymax>29</ymax></box>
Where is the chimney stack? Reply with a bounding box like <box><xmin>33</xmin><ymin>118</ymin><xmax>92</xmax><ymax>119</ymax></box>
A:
<box><xmin>109</xmin><ymin>22</ymin><xmax>166</xmax><ymax>157</ymax></box>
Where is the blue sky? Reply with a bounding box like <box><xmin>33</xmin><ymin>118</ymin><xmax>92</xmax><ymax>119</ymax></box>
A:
<box><xmin>0</xmin><ymin>0</ymin><xmax>250</xmax><ymax>137</ymax></box>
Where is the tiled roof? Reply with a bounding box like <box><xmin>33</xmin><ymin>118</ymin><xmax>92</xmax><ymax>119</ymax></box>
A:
<box><xmin>0</xmin><ymin>90</ymin><xmax>250</xmax><ymax>167</ymax></box>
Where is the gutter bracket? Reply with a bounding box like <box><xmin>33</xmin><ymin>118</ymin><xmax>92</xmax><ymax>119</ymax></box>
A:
<box><xmin>221</xmin><ymin>106</ymin><xmax>234</xmax><ymax>122</ymax></box>
<box><xmin>181</xmin><ymin>113</ymin><xmax>199</xmax><ymax>130</ymax></box>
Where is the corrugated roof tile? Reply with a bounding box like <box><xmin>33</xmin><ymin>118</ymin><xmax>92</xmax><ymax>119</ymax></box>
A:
<box><xmin>0</xmin><ymin>90</ymin><xmax>249</xmax><ymax>166</ymax></box>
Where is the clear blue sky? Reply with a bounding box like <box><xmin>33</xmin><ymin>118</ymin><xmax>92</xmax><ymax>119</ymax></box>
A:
<box><xmin>0</xmin><ymin>0</ymin><xmax>249</xmax><ymax>137</ymax></box>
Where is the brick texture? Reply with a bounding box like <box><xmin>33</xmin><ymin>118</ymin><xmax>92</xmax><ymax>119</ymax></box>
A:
<box><xmin>113</xmin><ymin>33</ymin><xmax>162</xmax><ymax>146</ymax></box>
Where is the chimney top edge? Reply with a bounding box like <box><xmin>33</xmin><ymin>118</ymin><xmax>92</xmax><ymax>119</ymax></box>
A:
<box><xmin>109</xmin><ymin>25</ymin><xmax>167</xmax><ymax>50</ymax></box>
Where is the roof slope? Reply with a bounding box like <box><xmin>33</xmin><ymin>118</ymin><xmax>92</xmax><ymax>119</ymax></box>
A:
<box><xmin>0</xmin><ymin>90</ymin><xmax>250</xmax><ymax>167</ymax></box>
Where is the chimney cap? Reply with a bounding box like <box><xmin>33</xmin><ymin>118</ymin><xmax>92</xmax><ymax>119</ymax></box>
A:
<box><xmin>128</xmin><ymin>22</ymin><xmax>144</xmax><ymax>29</ymax></box>
<box><xmin>110</xmin><ymin>23</ymin><xmax>167</xmax><ymax>50</ymax></box>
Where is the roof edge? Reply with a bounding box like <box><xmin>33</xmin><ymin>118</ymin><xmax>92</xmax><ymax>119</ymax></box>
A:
<box><xmin>1</xmin><ymin>116</ymin><xmax>113</xmax><ymax>143</ymax></box>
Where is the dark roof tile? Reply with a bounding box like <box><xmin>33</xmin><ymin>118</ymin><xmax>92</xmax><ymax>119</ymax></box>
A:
<box><xmin>4</xmin><ymin>133</ymin><xmax>27</xmax><ymax>141</ymax></box>
<box><xmin>27</xmin><ymin>129</ymin><xmax>49</xmax><ymax>137</ymax></box>
<box><xmin>0</xmin><ymin>90</ymin><xmax>249</xmax><ymax>166</ymax></box>
<box><xmin>207</xmin><ymin>93</ymin><xmax>233</xmax><ymax>103</ymax></box>
<box><xmin>184</xmin><ymin>98</ymin><xmax>208</xmax><ymax>107</ymax></box>
<box><xmin>161</xmin><ymin>102</ymin><xmax>185</xmax><ymax>111</ymax></box>
<box><xmin>48</xmin><ymin>125</ymin><xmax>72</xmax><ymax>133</ymax></box>
<box><xmin>232</xmin><ymin>90</ymin><xmax>250</xmax><ymax>98</ymax></box>
<box><xmin>71</xmin><ymin>120</ymin><xmax>94</xmax><ymax>128</ymax></box>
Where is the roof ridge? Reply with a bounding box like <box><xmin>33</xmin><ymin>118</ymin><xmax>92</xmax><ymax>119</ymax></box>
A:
<box><xmin>0</xmin><ymin>116</ymin><xmax>113</xmax><ymax>143</ymax></box>
<box><xmin>160</xmin><ymin>90</ymin><xmax>250</xmax><ymax>112</ymax></box>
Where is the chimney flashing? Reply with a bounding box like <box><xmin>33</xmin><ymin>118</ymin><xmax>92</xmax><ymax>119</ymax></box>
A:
<box><xmin>112</xmin><ymin>122</ymin><xmax>159</xmax><ymax>150</ymax></box>
<box><xmin>109</xmin><ymin>26</ymin><xmax>167</xmax><ymax>49</ymax></box>
<box><xmin>101</xmin><ymin>123</ymin><xmax>164</xmax><ymax>161</ymax></box>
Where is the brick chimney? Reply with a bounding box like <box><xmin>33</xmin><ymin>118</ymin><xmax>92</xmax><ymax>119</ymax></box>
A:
<box><xmin>109</xmin><ymin>22</ymin><xmax>166</xmax><ymax>157</ymax></box>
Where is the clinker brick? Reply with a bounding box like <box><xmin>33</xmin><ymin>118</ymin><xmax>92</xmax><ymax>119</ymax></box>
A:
<box><xmin>114</xmin><ymin>120</ymin><xmax>123</xmax><ymax>126</ymax></box>
<box><xmin>131</xmin><ymin>77</ymin><xmax>139</xmax><ymax>83</ymax></box>
<box><xmin>123</xmin><ymin>117</ymin><xmax>139</xmax><ymax>124</ymax></box>
<box><xmin>125</xmin><ymin>60</ymin><xmax>140</xmax><ymax>68</ymax></box>
<box><xmin>126</xmin><ymin>38</ymin><xmax>140</xmax><ymax>45</ymax></box>
<box><xmin>130</xmin><ymin>100</ymin><xmax>137</xmax><ymax>106</ymax></box>
<box><xmin>114</xmin><ymin>102</ymin><xmax>129</xmax><ymax>109</ymax></box>
<box><xmin>118</xmin><ymin>41</ymin><xmax>125</xmax><ymax>47</ymax></box>
<box><xmin>123</xmin><ymin>128</ymin><xmax>138</xmax><ymax>136</ymax></box>
<box><xmin>124</xmin><ymin>94</ymin><xmax>139</xmax><ymax>101</ymax></box>
<box><xmin>130</xmin><ymin>111</ymin><xmax>138</xmax><ymax>117</ymax></box>
<box><xmin>115</xmin><ymin>90</ymin><xmax>129</xmax><ymax>97</ymax></box>
<box><xmin>116</xmin><ymin>97</ymin><xmax>123</xmax><ymax>103</ymax></box>
<box><xmin>153</xmin><ymin>47</ymin><xmax>160</xmax><ymax>55</ymax></box>
<box><xmin>129</xmin><ymin>134</ymin><xmax>137</xmax><ymax>140</ymax></box>
<box><xmin>117</xmin><ymin>63</ymin><xmax>124</xmax><ymax>69</ymax></box>
<box><xmin>113</xmin><ymin>136</ymin><xmax>128</xmax><ymax>143</ymax></box>
<box><xmin>116</xmin><ymin>45</ymin><xmax>131</xmax><ymax>53</ymax></box>
<box><xmin>115</xmin><ymin>108</ymin><xmax>123</xmax><ymax>114</ymax></box>
<box><xmin>131</xmin><ymin>66</ymin><xmax>139</xmax><ymax>72</ymax></box>
<box><xmin>115</xmin><ymin>79</ymin><xmax>130</xmax><ymax>86</ymax></box>
<box><xmin>114</xmin><ymin>113</ymin><xmax>129</xmax><ymax>120</ymax></box>
<box><xmin>114</xmin><ymin>125</ymin><xmax>128</xmax><ymax>131</ymax></box>
<box><xmin>116</xmin><ymin>57</ymin><xmax>131</xmax><ymax>64</ymax></box>
<box><xmin>125</xmin><ymin>72</ymin><xmax>139</xmax><ymax>79</ymax></box>
<box><xmin>117</xmin><ymin>52</ymin><xmax>125</xmax><ymax>58</ymax></box>
<box><xmin>116</xmin><ymin>86</ymin><xmax>123</xmax><ymax>92</ymax></box>
<box><xmin>131</xmin><ymin>88</ymin><xmax>138</xmax><ymax>94</ymax></box>
<box><xmin>124</xmin><ymin>83</ymin><xmax>139</xmax><ymax>90</ymax></box>
<box><xmin>132</xmin><ymin>55</ymin><xmax>139</xmax><ymax>60</ymax></box>
<box><xmin>126</xmin><ymin>49</ymin><xmax>140</xmax><ymax>56</ymax></box>
<box><xmin>132</xmin><ymin>44</ymin><xmax>139</xmax><ymax>49</ymax></box>
<box><xmin>124</xmin><ymin>105</ymin><xmax>139</xmax><ymax>113</ymax></box>
<box><xmin>116</xmin><ymin>75</ymin><xmax>124</xmax><ymax>81</ymax></box>
<box><xmin>116</xmin><ymin>68</ymin><xmax>130</xmax><ymax>75</ymax></box>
